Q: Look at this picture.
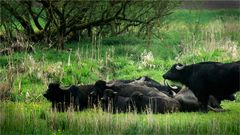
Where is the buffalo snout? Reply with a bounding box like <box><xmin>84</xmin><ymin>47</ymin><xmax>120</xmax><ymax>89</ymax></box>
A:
<box><xmin>43</xmin><ymin>93</ymin><xmax>48</xmax><ymax>98</ymax></box>
<box><xmin>162</xmin><ymin>74</ymin><xmax>167</xmax><ymax>79</ymax></box>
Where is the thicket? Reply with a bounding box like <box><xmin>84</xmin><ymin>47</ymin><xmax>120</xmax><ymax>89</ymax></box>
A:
<box><xmin>0</xmin><ymin>0</ymin><xmax>179</xmax><ymax>49</ymax></box>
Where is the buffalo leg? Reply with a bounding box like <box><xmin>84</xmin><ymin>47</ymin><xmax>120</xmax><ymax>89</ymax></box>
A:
<box><xmin>198</xmin><ymin>95</ymin><xmax>209</xmax><ymax>112</ymax></box>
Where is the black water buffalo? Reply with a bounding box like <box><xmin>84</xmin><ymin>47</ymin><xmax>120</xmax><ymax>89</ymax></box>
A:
<box><xmin>174</xmin><ymin>87</ymin><xmax>234</xmax><ymax>112</ymax></box>
<box><xmin>163</xmin><ymin>61</ymin><xmax>240</xmax><ymax>111</ymax></box>
<box><xmin>130</xmin><ymin>76</ymin><xmax>181</xmax><ymax>97</ymax></box>
<box><xmin>104</xmin><ymin>76</ymin><xmax>181</xmax><ymax>97</ymax></box>
<box><xmin>89</xmin><ymin>80</ymin><xmax>108</xmax><ymax>101</ymax></box>
<box><xmin>173</xmin><ymin>87</ymin><xmax>199</xmax><ymax>112</ymax></box>
<box><xmin>101</xmin><ymin>89</ymin><xmax>132</xmax><ymax>113</ymax></box>
<box><xmin>43</xmin><ymin>83</ymin><xmax>94</xmax><ymax>111</ymax></box>
<box><xmin>91</xmin><ymin>80</ymin><xmax>181</xmax><ymax>113</ymax></box>
<box><xmin>94</xmin><ymin>80</ymin><xmax>169</xmax><ymax>98</ymax></box>
<box><xmin>131</xmin><ymin>91</ymin><xmax>180</xmax><ymax>113</ymax></box>
<box><xmin>91</xmin><ymin>80</ymin><xmax>155</xmax><ymax>100</ymax></box>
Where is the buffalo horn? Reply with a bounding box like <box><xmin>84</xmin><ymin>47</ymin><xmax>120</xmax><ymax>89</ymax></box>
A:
<box><xmin>176</xmin><ymin>65</ymin><xmax>184</xmax><ymax>70</ymax></box>
<box><xmin>164</xmin><ymin>79</ymin><xmax>178</xmax><ymax>90</ymax></box>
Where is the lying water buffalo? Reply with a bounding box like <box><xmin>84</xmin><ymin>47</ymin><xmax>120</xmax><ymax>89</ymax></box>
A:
<box><xmin>174</xmin><ymin>87</ymin><xmax>234</xmax><ymax>112</ymax></box>
<box><xmin>131</xmin><ymin>91</ymin><xmax>180</xmax><ymax>113</ymax></box>
<box><xmin>92</xmin><ymin>80</ymin><xmax>180</xmax><ymax>113</ymax></box>
<box><xmin>93</xmin><ymin>80</ymin><xmax>170</xmax><ymax>98</ymax></box>
<box><xmin>96</xmin><ymin>76</ymin><xmax>181</xmax><ymax>97</ymax></box>
<box><xmin>173</xmin><ymin>87</ymin><xmax>199</xmax><ymax>112</ymax></box>
<box><xmin>163</xmin><ymin>61</ymin><xmax>240</xmax><ymax>111</ymax></box>
<box><xmin>132</xmin><ymin>76</ymin><xmax>232</xmax><ymax>111</ymax></box>
<box><xmin>101</xmin><ymin>89</ymin><xmax>132</xmax><ymax>113</ymax></box>
<box><xmin>130</xmin><ymin>76</ymin><xmax>181</xmax><ymax>97</ymax></box>
<box><xmin>43</xmin><ymin>83</ymin><xmax>94</xmax><ymax>111</ymax></box>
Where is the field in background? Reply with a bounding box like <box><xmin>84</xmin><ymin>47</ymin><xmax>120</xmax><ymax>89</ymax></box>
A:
<box><xmin>0</xmin><ymin>9</ymin><xmax>240</xmax><ymax>134</ymax></box>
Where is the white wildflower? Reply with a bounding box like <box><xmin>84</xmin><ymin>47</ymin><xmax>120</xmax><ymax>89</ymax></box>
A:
<box><xmin>139</xmin><ymin>50</ymin><xmax>155</xmax><ymax>68</ymax></box>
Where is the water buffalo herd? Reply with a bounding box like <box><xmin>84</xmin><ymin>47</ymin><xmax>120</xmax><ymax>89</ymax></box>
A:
<box><xmin>43</xmin><ymin>61</ymin><xmax>240</xmax><ymax>113</ymax></box>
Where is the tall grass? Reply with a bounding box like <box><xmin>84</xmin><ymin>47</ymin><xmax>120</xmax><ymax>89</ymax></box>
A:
<box><xmin>1</xmin><ymin>102</ymin><xmax>240</xmax><ymax>134</ymax></box>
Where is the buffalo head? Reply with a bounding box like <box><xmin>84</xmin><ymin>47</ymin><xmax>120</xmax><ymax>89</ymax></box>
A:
<box><xmin>43</xmin><ymin>83</ymin><xmax>61</xmax><ymax>102</ymax></box>
<box><xmin>163</xmin><ymin>63</ymin><xmax>185</xmax><ymax>82</ymax></box>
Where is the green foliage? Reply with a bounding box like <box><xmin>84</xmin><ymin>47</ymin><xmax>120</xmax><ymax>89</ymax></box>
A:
<box><xmin>62</xmin><ymin>61</ymin><xmax>99</xmax><ymax>85</ymax></box>
<box><xmin>0</xmin><ymin>58</ymin><xmax>8</xmax><ymax>67</ymax></box>
<box><xmin>0</xmin><ymin>0</ymin><xmax>180</xmax><ymax>48</ymax></box>
<box><xmin>102</xmin><ymin>36</ymin><xmax>143</xmax><ymax>46</ymax></box>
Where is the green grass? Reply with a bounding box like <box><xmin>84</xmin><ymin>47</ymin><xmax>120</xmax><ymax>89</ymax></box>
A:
<box><xmin>0</xmin><ymin>9</ymin><xmax>240</xmax><ymax>134</ymax></box>
<box><xmin>1</xmin><ymin>101</ymin><xmax>240</xmax><ymax>135</ymax></box>
<box><xmin>165</xmin><ymin>9</ymin><xmax>240</xmax><ymax>24</ymax></box>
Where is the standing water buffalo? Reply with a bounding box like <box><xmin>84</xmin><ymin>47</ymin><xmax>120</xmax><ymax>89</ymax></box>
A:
<box><xmin>163</xmin><ymin>61</ymin><xmax>240</xmax><ymax>111</ymax></box>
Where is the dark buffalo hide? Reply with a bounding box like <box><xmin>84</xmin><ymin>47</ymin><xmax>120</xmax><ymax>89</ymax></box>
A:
<box><xmin>89</xmin><ymin>80</ymin><xmax>109</xmax><ymax>103</ymax></box>
<box><xmin>90</xmin><ymin>80</ymin><xmax>164</xmax><ymax>99</ymax></box>
<box><xmin>91</xmin><ymin>80</ymin><xmax>181</xmax><ymax>113</ymax></box>
<box><xmin>108</xmin><ymin>76</ymin><xmax>182</xmax><ymax>96</ymax></box>
<box><xmin>108</xmin><ymin>83</ymin><xmax>182</xmax><ymax>114</ymax></box>
<box><xmin>130</xmin><ymin>76</ymin><xmax>181</xmax><ymax>97</ymax></box>
<box><xmin>131</xmin><ymin>91</ymin><xmax>180</xmax><ymax>113</ymax></box>
<box><xmin>174</xmin><ymin>88</ymin><xmax>200</xmax><ymax>112</ymax></box>
<box><xmin>101</xmin><ymin>89</ymin><xmax>133</xmax><ymax>113</ymax></box>
<box><xmin>105</xmin><ymin>82</ymin><xmax>170</xmax><ymax>98</ymax></box>
<box><xmin>43</xmin><ymin>83</ymin><xmax>94</xmax><ymax>111</ymax></box>
<box><xmin>163</xmin><ymin>61</ymin><xmax>240</xmax><ymax>111</ymax></box>
<box><xmin>174</xmin><ymin>87</ymin><xmax>236</xmax><ymax>112</ymax></box>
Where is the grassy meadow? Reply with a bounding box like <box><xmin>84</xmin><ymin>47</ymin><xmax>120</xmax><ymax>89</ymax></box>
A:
<box><xmin>0</xmin><ymin>9</ymin><xmax>240</xmax><ymax>134</ymax></box>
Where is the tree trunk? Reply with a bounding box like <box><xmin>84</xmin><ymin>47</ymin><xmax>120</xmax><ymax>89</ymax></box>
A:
<box><xmin>58</xmin><ymin>16</ymin><xmax>66</xmax><ymax>50</ymax></box>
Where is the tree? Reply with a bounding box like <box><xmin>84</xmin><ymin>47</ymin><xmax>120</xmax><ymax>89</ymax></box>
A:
<box><xmin>0</xmin><ymin>0</ymin><xmax>180</xmax><ymax>49</ymax></box>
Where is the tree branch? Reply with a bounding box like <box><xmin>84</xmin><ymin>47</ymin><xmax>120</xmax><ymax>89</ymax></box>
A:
<box><xmin>1</xmin><ymin>1</ymin><xmax>35</xmax><ymax>37</ymax></box>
